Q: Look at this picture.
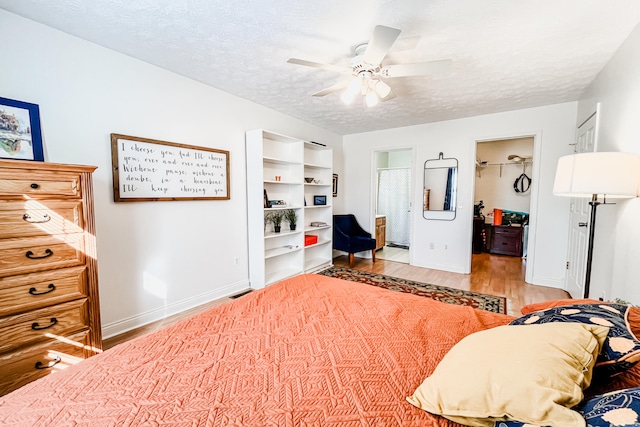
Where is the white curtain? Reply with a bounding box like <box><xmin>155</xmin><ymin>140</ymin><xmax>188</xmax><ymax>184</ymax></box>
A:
<box><xmin>377</xmin><ymin>168</ymin><xmax>411</xmax><ymax>246</ymax></box>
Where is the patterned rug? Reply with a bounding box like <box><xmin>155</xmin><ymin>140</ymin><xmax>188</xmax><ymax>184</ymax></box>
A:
<box><xmin>317</xmin><ymin>267</ymin><xmax>506</xmax><ymax>314</ymax></box>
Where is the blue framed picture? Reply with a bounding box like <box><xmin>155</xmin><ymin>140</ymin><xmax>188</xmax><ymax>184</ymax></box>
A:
<box><xmin>0</xmin><ymin>97</ymin><xmax>44</xmax><ymax>161</ymax></box>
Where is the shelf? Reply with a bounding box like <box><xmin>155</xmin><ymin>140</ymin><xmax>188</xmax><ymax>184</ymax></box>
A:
<box><xmin>304</xmin><ymin>163</ymin><xmax>331</xmax><ymax>169</ymax></box>
<box><xmin>304</xmin><ymin>225</ymin><xmax>331</xmax><ymax>232</ymax></box>
<box><xmin>304</xmin><ymin>258</ymin><xmax>332</xmax><ymax>272</ymax></box>
<box><xmin>304</xmin><ymin>141</ymin><xmax>330</xmax><ymax>150</ymax></box>
<box><xmin>264</xmin><ymin>229</ymin><xmax>302</xmax><ymax>239</ymax></box>
<box><xmin>248</xmin><ymin>128</ymin><xmax>332</xmax><ymax>290</ymax></box>
<box><xmin>265</xmin><ymin>268</ymin><xmax>303</xmax><ymax>286</ymax></box>
<box><xmin>304</xmin><ymin>239</ymin><xmax>331</xmax><ymax>249</ymax></box>
<box><xmin>264</xmin><ymin>180</ymin><xmax>301</xmax><ymax>185</ymax></box>
<box><xmin>263</xmin><ymin>156</ymin><xmax>301</xmax><ymax>165</ymax></box>
<box><xmin>264</xmin><ymin>206</ymin><xmax>302</xmax><ymax>211</ymax></box>
<box><xmin>265</xmin><ymin>245</ymin><xmax>303</xmax><ymax>259</ymax></box>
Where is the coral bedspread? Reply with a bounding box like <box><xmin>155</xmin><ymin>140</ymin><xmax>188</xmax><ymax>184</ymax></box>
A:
<box><xmin>0</xmin><ymin>274</ymin><xmax>513</xmax><ymax>426</ymax></box>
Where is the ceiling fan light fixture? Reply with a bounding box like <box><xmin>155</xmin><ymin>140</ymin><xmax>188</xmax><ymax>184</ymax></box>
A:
<box><xmin>373</xmin><ymin>80</ymin><xmax>391</xmax><ymax>98</ymax></box>
<box><xmin>365</xmin><ymin>91</ymin><xmax>379</xmax><ymax>107</ymax></box>
<box><xmin>341</xmin><ymin>78</ymin><xmax>362</xmax><ymax>105</ymax></box>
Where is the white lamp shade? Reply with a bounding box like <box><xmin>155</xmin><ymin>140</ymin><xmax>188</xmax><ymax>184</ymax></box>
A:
<box><xmin>553</xmin><ymin>152</ymin><xmax>640</xmax><ymax>198</ymax></box>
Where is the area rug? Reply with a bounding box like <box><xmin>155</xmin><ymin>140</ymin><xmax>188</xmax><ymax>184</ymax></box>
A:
<box><xmin>317</xmin><ymin>267</ymin><xmax>506</xmax><ymax>314</ymax></box>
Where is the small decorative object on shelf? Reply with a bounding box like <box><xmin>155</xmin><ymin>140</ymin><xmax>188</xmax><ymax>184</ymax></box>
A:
<box><xmin>269</xmin><ymin>200</ymin><xmax>286</xmax><ymax>207</ymax></box>
<box><xmin>284</xmin><ymin>209</ymin><xmax>297</xmax><ymax>231</ymax></box>
<box><xmin>304</xmin><ymin>177</ymin><xmax>314</xmax><ymax>183</ymax></box>
<box><xmin>264</xmin><ymin>189</ymin><xmax>271</xmax><ymax>208</ymax></box>
<box><xmin>266</xmin><ymin>210</ymin><xmax>284</xmax><ymax>233</ymax></box>
<box><xmin>310</xmin><ymin>221</ymin><xmax>327</xmax><ymax>227</ymax></box>
<box><xmin>305</xmin><ymin>235</ymin><xmax>318</xmax><ymax>246</ymax></box>
<box><xmin>314</xmin><ymin>195</ymin><xmax>327</xmax><ymax>205</ymax></box>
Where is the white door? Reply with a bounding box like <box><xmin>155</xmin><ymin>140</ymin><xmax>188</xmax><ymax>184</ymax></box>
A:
<box><xmin>565</xmin><ymin>112</ymin><xmax>598</xmax><ymax>298</ymax></box>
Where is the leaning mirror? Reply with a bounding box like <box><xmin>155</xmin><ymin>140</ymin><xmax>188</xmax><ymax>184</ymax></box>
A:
<box><xmin>423</xmin><ymin>152</ymin><xmax>458</xmax><ymax>220</ymax></box>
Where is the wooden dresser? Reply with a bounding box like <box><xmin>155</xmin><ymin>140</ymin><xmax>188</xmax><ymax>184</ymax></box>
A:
<box><xmin>486</xmin><ymin>224</ymin><xmax>523</xmax><ymax>257</ymax></box>
<box><xmin>375</xmin><ymin>215</ymin><xmax>386</xmax><ymax>251</ymax></box>
<box><xmin>0</xmin><ymin>160</ymin><xmax>101</xmax><ymax>396</ymax></box>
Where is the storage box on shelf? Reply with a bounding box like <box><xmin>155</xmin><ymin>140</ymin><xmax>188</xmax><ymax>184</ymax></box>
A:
<box><xmin>0</xmin><ymin>160</ymin><xmax>101</xmax><ymax>396</ymax></box>
<box><xmin>247</xmin><ymin>130</ymin><xmax>333</xmax><ymax>289</ymax></box>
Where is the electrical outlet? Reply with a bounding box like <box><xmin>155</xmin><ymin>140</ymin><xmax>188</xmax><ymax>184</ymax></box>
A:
<box><xmin>444</xmin><ymin>244</ymin><xmax>448</xmax><ymax>250</ymax></box>
<box><xmin>234</xmin><ymin>257</ymin><xmax>239</xmax><ymax>265</ymax></box>
<box><xmin>429</xmin><ymin>242</ymin><xmax>435</xmax><ymax>249</ymax></box>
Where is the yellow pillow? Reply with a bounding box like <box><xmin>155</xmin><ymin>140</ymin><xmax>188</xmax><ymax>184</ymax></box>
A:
<box><xmin>407</xmin><ymin>323</ymin><xmax>609</xmax><ymax>427</ymax></box>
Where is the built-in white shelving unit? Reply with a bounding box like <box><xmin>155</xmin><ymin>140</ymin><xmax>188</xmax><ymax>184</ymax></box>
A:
<box><xmin>246</xmin><ymin>129</ymin><xmax>333</xmax><ymax>289</ymax></box>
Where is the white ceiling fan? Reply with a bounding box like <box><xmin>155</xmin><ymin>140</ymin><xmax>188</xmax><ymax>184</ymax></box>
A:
<box><xmin>287</xmin><ymin>25</ymin><xmax>451</xmax><ymax>107</ymax></box>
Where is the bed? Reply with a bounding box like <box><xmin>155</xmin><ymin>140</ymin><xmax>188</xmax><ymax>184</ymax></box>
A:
<box><xmin>1</xmin><ymin>274</ymin><xmax>640</xmax><ymax>426</ymax></box>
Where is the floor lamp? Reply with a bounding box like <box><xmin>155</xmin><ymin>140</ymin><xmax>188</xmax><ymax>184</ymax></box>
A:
<box><xmin>553</xmin><ymin>152</ymin><xmax>640</xmax><ymax>298</ymax></box>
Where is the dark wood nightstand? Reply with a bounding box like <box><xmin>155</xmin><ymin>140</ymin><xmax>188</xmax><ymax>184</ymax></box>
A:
<box><xmin>486</xmin><ymin>225</ymin><xmax>523</xmax><ymax>257</ymax></box>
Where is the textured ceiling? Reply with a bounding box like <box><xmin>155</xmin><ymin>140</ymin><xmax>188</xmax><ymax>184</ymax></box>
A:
<box><xmin>2</xmin><ymin>0</ymin><xmax>640</xmax><ymax>135</ymax></box>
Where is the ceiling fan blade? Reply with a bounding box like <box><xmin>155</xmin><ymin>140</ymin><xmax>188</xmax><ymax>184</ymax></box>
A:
<box><xmin>287</xmin><ymin>58</ymin><xmax>350</xmax><ymax>74</ymax></box>
<box><xmin>363</xmin><ymin>25</ymin><xmax>401</xmax><ymax>66</ymax></box>
<box><xmin>312</xmin><ymin>80</ymin><xmax>351</xmax><ymax>97</ymax></box>
<box><xmin>380</xmin><ymin>60</ymin><xmax>452</xmax><ymax>78</ymax></box>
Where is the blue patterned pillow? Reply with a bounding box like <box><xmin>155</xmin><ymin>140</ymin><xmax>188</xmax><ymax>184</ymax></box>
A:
<box><xmin>580</xmin><ymin>387</ymin><xmax>640</xmax><ymax>426</ymax></box>
<box><xmin>510</xmin><ymin>304</ymin><xmax>640</xmax><ymax>373</ymax></box>
<box><xmin>495</xmin><ymin>387</ymin><xmax>640</xmax><ymax>427</ymax></box>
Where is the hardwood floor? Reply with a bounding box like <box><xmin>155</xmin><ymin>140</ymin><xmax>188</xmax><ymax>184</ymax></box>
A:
<box><xmin>333</xmin><ymin>252</ymin><xmax>569</xmax><ymax>316</ymax></box>
<box><xmin>104</xmin><ymin>252</ymin><xmax>568</xmax><ymax>349</ymax></box>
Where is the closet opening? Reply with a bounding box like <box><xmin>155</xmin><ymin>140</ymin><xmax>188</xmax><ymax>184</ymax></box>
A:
<box><xmin>472</xmin><ymin>137</ymin><xmax>534</xmax><ymax>278</ymax></box>
<box><xmin>373</xmin><ymin>148</ymin><xmax>412</xmax><ymax>264</ymax></box>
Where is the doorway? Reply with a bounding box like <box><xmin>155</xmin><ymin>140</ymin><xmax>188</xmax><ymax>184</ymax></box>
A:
<box><xmin>472</xmin><ymin>137</ymin><xmax>534</xmax><ymax>276</ymax></box>
<box><xmin>374</xmin><ymin>149</ymin><xmax>412</xmax><ymax>264</ymax></box>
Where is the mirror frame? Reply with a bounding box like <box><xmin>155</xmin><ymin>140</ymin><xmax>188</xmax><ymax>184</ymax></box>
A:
<box><xmin>423</xmin><ymin>152</ymin><xmax>458</xmax><ymax>221</ymax></box>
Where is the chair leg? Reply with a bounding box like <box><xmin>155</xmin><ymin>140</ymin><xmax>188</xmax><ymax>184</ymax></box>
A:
<box><xmin>371</xmin><ymin>249</ymin><xmax>376</xmax><ymax>263</ymax></box>
<box><xmin>349</xmin><ymin>253</ymin><xmax>355</xmax><ymax>268</ymax></box>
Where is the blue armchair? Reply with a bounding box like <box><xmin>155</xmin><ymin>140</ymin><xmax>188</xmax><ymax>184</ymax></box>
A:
<box><xmin>333</xmin><ymin>214</ymin><xmax>377</xmax><ymax>268</ymax></box>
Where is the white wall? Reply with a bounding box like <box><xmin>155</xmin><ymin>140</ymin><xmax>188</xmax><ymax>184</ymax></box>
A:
<box><xmin>577</xmin><ymin>22</ymin><xmax>640</xmax><ymax>303</ymax></box>
<box><xmin>0</xmin><ymin>10</ymin><xmax>342</xmax><ymax>337</ymax></box>
<box><xmin>343</xmin><ymin>103</ymin><xmax>577</xmax><ymax>288</ymax></box>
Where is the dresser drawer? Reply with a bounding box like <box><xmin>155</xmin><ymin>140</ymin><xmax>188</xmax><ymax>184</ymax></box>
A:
<box><xmin>492</xmin><ymin>226</ymin><xmax>522</xmax><ymax>237</ymax></box>
<box><xmin>0</xmin><ymin>200</ymin><xmax>84</xmax><ymax>239</ymax></box>
<box><xmin>0</xmin><ymin>330</ymin><xmax>88</xmax><ymax>396</ymax></box>
<box><xmin>0</xmin><ymin>234</ymin><xmax>85</xmax><ymax>278</ymax></box>
<box><xmin>0</xmin><ymin>299</ymin><xmax>88</xmax><ymax>354</ymax></box>
<box><xmin>0</xmin><ymin>170</ymin><xmax>81</xmax><ymax>198</ymax></box>
<box><xmin>0</xmin><ymin>266</ymin><xmax>87</xmax><ymax>317</ymax></box>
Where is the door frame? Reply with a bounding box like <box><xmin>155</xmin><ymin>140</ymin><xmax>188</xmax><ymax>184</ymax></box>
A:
<box><xmin>370</xmin><ymin>146</ymin><xmax>414</xmax><ymax>263</ymax></box>
<box><xmin>468</xmin><ymin>130</ymin><xmax>542</xmax><ymax>284</ymax></box>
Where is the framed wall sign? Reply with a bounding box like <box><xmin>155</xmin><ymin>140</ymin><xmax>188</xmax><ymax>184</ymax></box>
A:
<box><xmin>332</xmin><ymin>173</ymin><xmax>338</xmax><ymax>197</ymax></box>
<box><xmin>314</xmin><ymin>195</ymin><xmax>327</xmax><ymax>205</ymax></box>
<box><xmin>0</xmin><ymin>97</ymin><xmax>44</xmax><ymax>161</ymax></box>
<box><xmin>111</xmin><ymin>133</ymin><xmax>230</xmax><ymax>202</ymax></box>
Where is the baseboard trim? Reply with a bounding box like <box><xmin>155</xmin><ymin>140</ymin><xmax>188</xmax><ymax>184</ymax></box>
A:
<box><xmin>102</xmin><ymin>279</ymin><xmax>250</xmax><ymax>339</ymax></box>
<box><xmin>528</xmin><ymin>275</ymin><xmax>565</xmax><ymax>289</ymax></box>
<box><xmin>411</xmin><ymin>260</ymin><xmax>467</xmax><ymax>274</ymax></box>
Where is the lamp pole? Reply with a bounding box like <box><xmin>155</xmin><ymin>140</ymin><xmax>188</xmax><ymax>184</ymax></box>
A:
<box><xmin>583</xmin><ymin>194</ymin><xmax>600</xmax><ymax>298</ymax></box>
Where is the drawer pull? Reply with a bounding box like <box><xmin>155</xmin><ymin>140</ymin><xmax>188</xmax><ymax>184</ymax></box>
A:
<box><xmin>29</xmin><ymin>283</ymin><xmax>56</xmax><ymax>295</ymax></box>
<box><xmin>23</xmin><ymin>213</ymin><xmax>51</xmax><ymax>223</ymax></box>
<box><xmin>25</xmin><ymin>248</ymin><xmax>53</xmax><ymax>259</ymax></box>
<box><xmin>32</xmin><ymin>317</ymin><xmax>57</xmax><ymax>330</ymax></box>
<box><xmin>35</xmin><ymin>356</ymin><xmax>61</xmax><ymax>370</ymax></box>
<box><xmin>30</xmin><ymin>183</ymin><xmax>40</xmax><ymax>189</ymax></box>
